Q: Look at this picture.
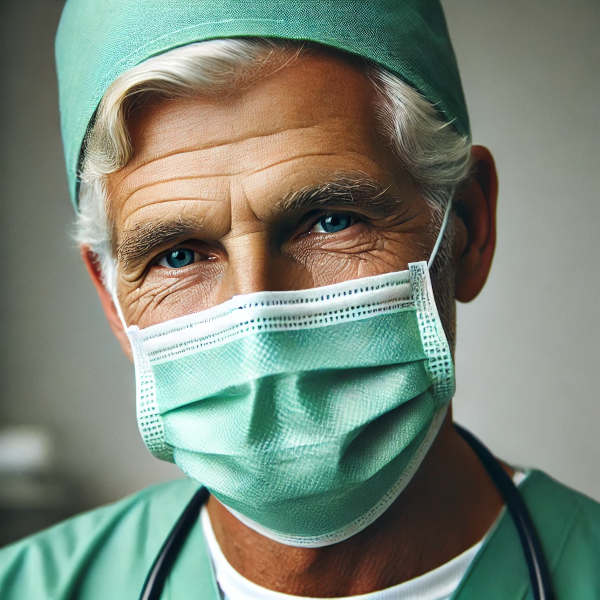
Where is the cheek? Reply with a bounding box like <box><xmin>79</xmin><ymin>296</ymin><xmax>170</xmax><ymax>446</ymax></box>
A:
<box><xmin>287</xmin><ymin>228</ymin><xmax>432</xmax><ymax>287</ymax></box>
<box><xmin>120</xmin><ymin>263</ymin><xmax>225</xmax><ymax>327</ymax></box>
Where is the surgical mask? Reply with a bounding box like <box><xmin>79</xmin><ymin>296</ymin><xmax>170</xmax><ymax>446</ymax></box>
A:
<box><xmin>118</xmin><ymin>201</ymin><xmax>455</xmax><ymax>548</ymax></box>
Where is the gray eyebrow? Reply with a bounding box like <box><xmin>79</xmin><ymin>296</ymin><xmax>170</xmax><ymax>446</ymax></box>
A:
<box><xmin>116</xmin><ymin>217</ymin><xmax>201</xmax><ymax>270</ymax></box>
<box><xmin>275</xmin><ymin>174</ymin><xmax>399</xmax><ymax>216</ymax></box>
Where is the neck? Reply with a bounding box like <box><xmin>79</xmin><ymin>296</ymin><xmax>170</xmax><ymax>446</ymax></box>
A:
<box><xmin>206</xmin><ymin>417</ymin><xmax>510</xmax><ymax>597</ymax></box>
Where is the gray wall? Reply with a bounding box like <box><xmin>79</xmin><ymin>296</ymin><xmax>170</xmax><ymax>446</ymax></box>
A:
<box><xmin>0</xmin><ymin>0</ymin><xmax>598</xmax><ymax>522</ymax></box>
<box><xmin>444</xmin><ymin>0</ymin><xmax>600</xmax><ymax>500</ymax></box>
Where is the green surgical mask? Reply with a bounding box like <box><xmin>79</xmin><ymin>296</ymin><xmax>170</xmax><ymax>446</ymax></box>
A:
<box><xmin>124</xmin><ymin>204</ymin><xmax>454</xmax><ymax>547</ymax></box>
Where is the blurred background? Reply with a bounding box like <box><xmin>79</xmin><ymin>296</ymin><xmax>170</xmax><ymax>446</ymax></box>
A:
<box><xmin>0</xmin><ymin>0</ymin><xmax>598</xmax><ymax>546</ymax></box>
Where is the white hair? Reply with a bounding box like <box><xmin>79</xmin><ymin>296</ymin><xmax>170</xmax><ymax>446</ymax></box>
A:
<box><xmin>76</xmin><ymin>39</ymin><xmax>472</xmax><ymax>294</ymax></box>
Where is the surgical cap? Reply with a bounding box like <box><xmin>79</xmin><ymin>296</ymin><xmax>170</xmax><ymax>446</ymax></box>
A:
<box><xmin>55</xmin><ymin>0</ymin><xmax>469</xmax><ymax>209</ymax></box>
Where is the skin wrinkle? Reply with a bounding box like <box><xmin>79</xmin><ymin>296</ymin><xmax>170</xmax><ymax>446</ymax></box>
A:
<box><xmin>292</xmin><ymin>230</ymin><xmax>406</xmax><ymax>279</ymax></box>
<box><xmin>96</xmin><ymin>52</ymin><xmax>503</xmax><ymax>596</ymax></box>
<box><xmin>113</xmin><ymin>150</ymin><xmax>385</xmax><ymax>233</ymax></box>
<box><xmin>119</xmin><ymin>147</ymin><xmax>343</xmax><ymax>205</ymax></box>
<box><xmin>116</xmin><ymin>183</ymin><xmax>225</xmax><ymax>227</ymax></box>
<box><xmin>118</xmin><ymin>145</ymin><xmax>373</xmax><ymax>208</ymax></box>
<box><xmin>124</xmin><ymin>175</ymin><xmax>243</xmax><ymax>201</ymax></box>
<box><xmin>246</xmin><ymin>151</ymin><xmax>338</xmax><ymax>177</ymax></box>
<box><xmin>125</xmin><ymin>265</ymin><xmax>224</xmax><ymax>324</ymax></box>
<box><xmin>114</xmin><ymin>86</ymin><xmax>377</xmax><ymax>178</ymax></box>
<box><xmin>110</xmin><ymin>122</ymin><xmax>322</xmax><ymax>194</ymax></box>
<box><xmin>123</xmin><ymin>199</ymin><xmax>219</xmax><ymax>232</ymax></box>
<box><xmin>233</xmin><ymin>178</ymin><xmax>262</xmax><ymax>233</ymax></box>
<box><xmin>120</xmin><ymin>200</ymin><xmax>228</xmax><ymax>245</ymax></box>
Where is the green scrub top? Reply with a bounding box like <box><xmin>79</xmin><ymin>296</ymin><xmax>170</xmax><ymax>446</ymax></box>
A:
<box><xmin>1</xmin><ymin>470</ymin><xmax>599</xmax><ymax>599</ymax></box>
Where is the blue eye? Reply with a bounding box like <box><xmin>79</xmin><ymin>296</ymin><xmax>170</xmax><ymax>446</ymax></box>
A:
<box><xmin>312</xmin><ymin>213</ymin><xmax>355</xmax><ymax>234</ymax></box>
<box><xmin>159</xmin><ymin>248</ymin><xmax>196</xmax><ymax>269</ymax></box>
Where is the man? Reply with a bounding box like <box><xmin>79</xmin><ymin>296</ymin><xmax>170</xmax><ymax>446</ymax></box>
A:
<box><xmin>1</xmin><ymin>1</ymin><xmax>599</xmax><ymax>598</ymax></box>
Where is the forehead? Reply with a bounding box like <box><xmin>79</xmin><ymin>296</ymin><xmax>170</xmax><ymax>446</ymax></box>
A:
<box><xmin>107</xmin><ymin>50</ymin><xmax>408</xmax><ymax>234</ymax></box>
<box><xmin>121</xmin><ymin>50</ymin><xmax>382</xmax><ymax>169</ymax></box>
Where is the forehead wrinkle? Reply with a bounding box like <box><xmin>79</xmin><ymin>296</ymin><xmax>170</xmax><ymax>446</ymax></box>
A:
<box><xmin>109</xmin><ymin>149</ymin><xmax>225</xmax><ymax>196</ymax></box>
<box><xmin>119</xmin><ymin>197</ymin><xmax>222</xmax><ymax>234</ymax></box>
<box><xmin>246</xmin><ymin>152</ymin><xmax>338</xmax><ymax>178</ymax></box>
<box><xmin>124</xmin><ymin>173</ymin><xmax>234</xmax><ymax>203</ymax></box>
<box><xmin>111</xmin><ymin>123</ymin><xmax>319</xmax><ymax>193</ymax></box>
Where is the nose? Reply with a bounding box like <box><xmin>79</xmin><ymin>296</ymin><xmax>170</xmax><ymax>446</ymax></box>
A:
<box><xmin>216</xmin><ymin>230</ymin><xmax>280</xmax><ymax>302</ymax></box>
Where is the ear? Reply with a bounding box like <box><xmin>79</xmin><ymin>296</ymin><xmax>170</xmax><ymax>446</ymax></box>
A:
<box><xmin>453</xmin><ymin>145</ymin><xmax>498</xmax><ymax>303</ymax></box>
<box><xmin>80</xmin><ymin>246</ymin><xmax>133</xmax><ymax>360</ymax></box>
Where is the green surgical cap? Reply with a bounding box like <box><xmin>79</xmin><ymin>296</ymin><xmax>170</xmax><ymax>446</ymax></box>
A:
<box><xmin>55</xmin><ymin>0</ymin><xmax>469</xmax><ymax>209</ymax></box>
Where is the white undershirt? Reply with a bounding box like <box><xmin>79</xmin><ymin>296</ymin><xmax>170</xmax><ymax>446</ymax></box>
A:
<box><xmin>201</xmin><ymin>471</ymin><xmax>528</xmax><ymax>600</ymax></box>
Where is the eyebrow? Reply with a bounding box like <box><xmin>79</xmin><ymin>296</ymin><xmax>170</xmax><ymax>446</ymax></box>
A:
<box><xmin>116</xmin><ymin>218</ymin><xmax>202</xmax><ymax>270</ymax></box>
<box><xmin>115</xmin><ymin>173</ymin><xmax>406</xmax><ymax>270</ymax></box>
<box><xmin>275</xmin><ymin>174</ymin><xmax>400</xmax><ymax>217</ymax></box>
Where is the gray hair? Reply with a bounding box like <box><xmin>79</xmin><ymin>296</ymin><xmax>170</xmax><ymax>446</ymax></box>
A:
<box><xmin>76</xmin><ymin>39</ymin><xmax>472</xmax><ymax>294</ymax></box>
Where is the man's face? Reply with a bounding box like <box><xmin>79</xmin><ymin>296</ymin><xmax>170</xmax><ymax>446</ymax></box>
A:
<box><xmin>107</xmin><ymin>51</ymin><xmax>442</xmax><ymax>329</ymax></box>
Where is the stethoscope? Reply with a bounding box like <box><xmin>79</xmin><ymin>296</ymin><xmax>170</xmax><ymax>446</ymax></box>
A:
<box><xmin>140</xmin><ymin>425</ymin><xmax>554</xmax><ymax>600</ymax></box>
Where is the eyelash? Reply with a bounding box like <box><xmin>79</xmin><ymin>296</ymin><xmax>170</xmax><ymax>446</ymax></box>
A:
<box><xmin>153</xmin><ymin>245</ymin><xmax>214</xmax><ymax>270</ymax></box>
<box><xmin>302</xmin><ymin>211</ymin><xmax>362</xmax><ymax>236</ymax></box>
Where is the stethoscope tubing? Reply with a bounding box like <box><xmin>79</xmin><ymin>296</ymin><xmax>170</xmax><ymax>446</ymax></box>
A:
<box><xmin>455</xmin><ymin>424</ymin><xmax>554</xmax><ymax>600</ymax></box>
<box><xmin>139</xmin><ymin>487</ymin><xmax>208</xmax><ymax>600</ymax></box>
<box><xmin>140</xmin><ymin>426</ymin><xmax>553</xmax><ymax>599</ymax></box>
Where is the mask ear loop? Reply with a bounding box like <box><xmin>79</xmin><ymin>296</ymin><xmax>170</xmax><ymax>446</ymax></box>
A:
<box><xmin>107</xmin><ymin>265</ymin><xmax>129</xmax><ymax>331</ymax></box>
<box><xmin>427</xmin><ymin>197</ymin><xmax>452</xmax><ymax>269</ymax></box>
<box><xmin>113</xmin><ymin>293</ymin><xmax>129</xmax><ymax>331</ymax></box>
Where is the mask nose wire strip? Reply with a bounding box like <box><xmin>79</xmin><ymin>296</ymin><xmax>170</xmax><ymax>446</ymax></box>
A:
<box><xmin>427</xmin><ymin>197</ymin><xmax>452</xmax><ymax>270</ymax></box>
